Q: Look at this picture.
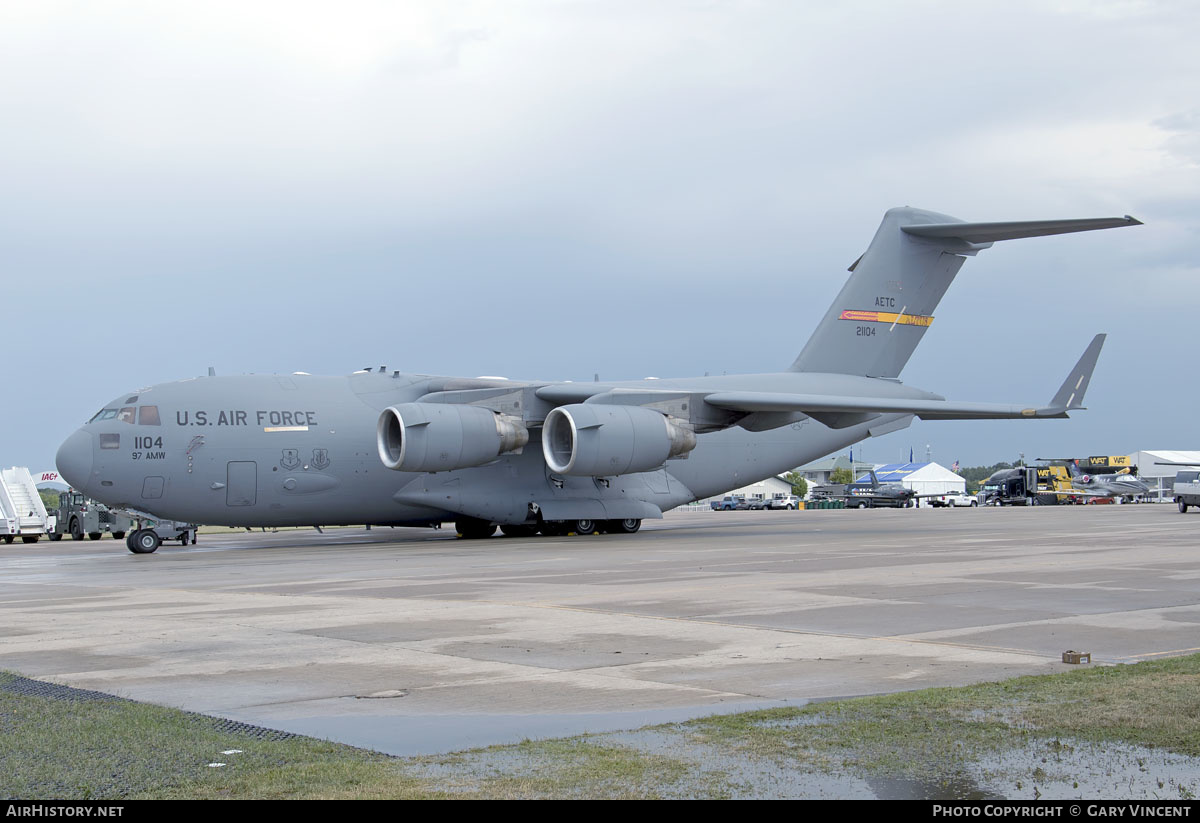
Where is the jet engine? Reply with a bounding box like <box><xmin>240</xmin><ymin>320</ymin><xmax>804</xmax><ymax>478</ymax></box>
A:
<box><xmin>542</xmin><ymin>404</ymin><xmax>696</xmax><ymax>476</ymax></box>
<box><xmin>378</xmin><ymin>403</ymin><xmax>529</xmax><ymax>473</ymax></box>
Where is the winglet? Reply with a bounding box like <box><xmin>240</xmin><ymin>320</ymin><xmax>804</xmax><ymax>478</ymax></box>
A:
<box><xmin>1047</xmin><ymin>334</ymin><xmax>1106</xmax><ymax>411</ymax></box>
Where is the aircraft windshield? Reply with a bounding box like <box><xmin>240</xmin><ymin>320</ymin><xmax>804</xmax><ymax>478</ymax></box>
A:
<box><xmin>90</xmin><ymin>405</ymin><xmax>162</xmax><ymax>425</ymax></box>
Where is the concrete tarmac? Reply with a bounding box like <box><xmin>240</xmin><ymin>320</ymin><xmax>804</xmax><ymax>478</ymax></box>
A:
<box><xmin>2</xmin><ymin>505</ymin><xmax>1197</xmax><ymax>755</ymax></box>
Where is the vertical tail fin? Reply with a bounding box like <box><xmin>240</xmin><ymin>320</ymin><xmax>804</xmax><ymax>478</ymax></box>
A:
<box><xmin>788</xmin><ymin>208</ymin><xmax>1140</xmax><ymax>378</ymax></box>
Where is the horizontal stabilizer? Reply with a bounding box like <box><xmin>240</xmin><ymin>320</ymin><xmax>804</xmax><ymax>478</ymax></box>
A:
<box><xmin>902</xmin><ymin>216</ymin><xmax>1141</xmax><ymax>244</ymax></box>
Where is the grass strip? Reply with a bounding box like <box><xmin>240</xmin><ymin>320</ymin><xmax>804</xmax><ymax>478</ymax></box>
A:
<box><xmin>2</xmin><ymin>654</ymin><xmax>1197</xmax><ymax>799</ymax></box>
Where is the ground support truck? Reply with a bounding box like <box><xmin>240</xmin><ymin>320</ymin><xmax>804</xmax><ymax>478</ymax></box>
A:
<box><xmin>0</xmin><ymin>467</ymin><xmax>55</xmax><ymax>544</ymax></box>
<box><xmin>47</xmin><ymin>491</ymin><xmax>135</xmax><ymax>541</ymax></box>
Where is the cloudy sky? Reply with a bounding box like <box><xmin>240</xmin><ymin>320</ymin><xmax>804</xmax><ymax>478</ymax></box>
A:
<box><xmin>3</xmin><ymin>0</ymin><xmax>1197</xmax><ymax>472</ymax></box>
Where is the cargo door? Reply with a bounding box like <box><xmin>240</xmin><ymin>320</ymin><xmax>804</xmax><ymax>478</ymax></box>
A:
<box><xmin>226</xmin><ymin>461</ymin><xmax>257</xmax><ymax>507</ymax></box>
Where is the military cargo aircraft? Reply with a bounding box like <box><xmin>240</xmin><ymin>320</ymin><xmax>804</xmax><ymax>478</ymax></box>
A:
<box><xmin>56</xmin><ymin>207</ymin><xmax>1140</xmax><ymax>552</ymax></box>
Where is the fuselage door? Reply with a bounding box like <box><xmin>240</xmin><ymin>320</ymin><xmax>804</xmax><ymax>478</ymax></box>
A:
<box><xmin>226</xmin><ymin>461</ymin><xmax>257</xmax><ymax>507</ymax></box>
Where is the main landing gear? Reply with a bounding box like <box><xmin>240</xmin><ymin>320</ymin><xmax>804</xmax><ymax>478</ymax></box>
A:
<box><xmin>455</xmin><ymin>517</ymin><xmax>643</xmax><ymax>539</ymax></box>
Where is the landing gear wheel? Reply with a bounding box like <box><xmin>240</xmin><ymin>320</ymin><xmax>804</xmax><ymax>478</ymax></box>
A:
<box><xmin>499</xmin><ymin>525</ymin><xmax>538</xmax><ymax>537</ymax></box>
<box><xmin>455</xmin><ymin>518</ymin><xmax>497</xmax><ymax>539</ymax></box>
<box><xmin>129</xmin><ymin>529</ymin><xmax>160</xmax><ymax>554</ymax></box>
<box><xmin>70</xmin><ymin>520</ymin><xmax>84</xmax><ymax>541</ymax></box>
<box><xmin>538</xmin><ymin>520</ymin><xmax>568</xmax><ymax>536</ymax></box>
<box><xmin>572</xmin><ymin>519</ymin><xmax>597</xmax><ymax>535</ymax></box>
<box><xmin>611</xmin><ymin>518</ymin><xmax>641</xmax><ymax>534</ymax></box>
<box><xmin>112</xmin><ymin>531</ymin><xmax>125</xmax><ymax>540</ymax></box>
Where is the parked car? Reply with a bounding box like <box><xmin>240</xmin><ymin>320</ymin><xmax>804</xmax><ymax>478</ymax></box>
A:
<box><xmin>711</xmin><ymin>495</ymin><xmax>751</xmax><ymax>511</ymax></box>
<box><xmin>765</xmin><ymin>494</ymin><xmax>801</xmax><ymax>510</ymax></box>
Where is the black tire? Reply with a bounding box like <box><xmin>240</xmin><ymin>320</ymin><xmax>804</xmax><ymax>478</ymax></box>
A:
<box><xmin>538</xmin><ymin>520</ymin><xmax>568</xmax><ymax>536</ymax></box>
<box><xmin>455</xmin><ymin>518</ymin><xmax>496</xmax><ymax>539</ymax></box>
<box><xmin>70</xmin><ymin>519</ymin><xmax>84</xmax><ymax>541</ymax></box>
<box><xmin>49</xmin><ymin>532</ymin><xmax>62</xmax><ymax>541</ymax></box>
<box><xmin>112</xmin><ymin>531</ymin><xmax>125</xmax><ymax>540</ymax></box>
<box><xmin>612</xmin><ymin>518</ymin><xmax>641</xmax><ymax>534</ymax></box>
<box><xmin>500</xmin><ymin>524</ymin><xmax>538</xmax><ymax>537</ymax></box>
<box><xmin>125</xmin><ymin>533</ymin><xmax>137</xmax><ymax>551</ymax></box>
<box><xmin>573</xmin><ymin>519</ymin><xmax>597</xmax><ymax>535</ymax></box>
<box><xmin>129</xmin><ymin>529</ymin><xmax>160</xmax><ymax>554</ymax></box>
<box><xmin>1179</xmin><ymin>499</ymin><xmax>1188</xmax><ymax>514</ymax></box>
<box><xmin>180</xmin><ymin>533</ymin><xmax>189</xmax><ymax>546</ymax></box>
<box><xmin>2</xmin><ymin>535</ymin><xmax>13</xmax><ymax>544</ymax></box>
<box><xmin>88</xmin><ymin>532</ymin><xmax>102</xmax><ymax>541</ymax></box>
<box><xmin>21</xmin><ymin>535</ymin><xmax>39</xmax><ymax>544</ymax></box>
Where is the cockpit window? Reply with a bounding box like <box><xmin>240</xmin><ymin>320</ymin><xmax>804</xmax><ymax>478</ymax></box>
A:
<box><xmin>118</xmin><ymin>407</ymin><xmax>136</xmax><ymax>424</ymax></box>
<box><xmin>89</xmin><ymin>409</ymin><xmax>119</xmax><ymax>423</ymax></box>
<box><xmin>138</xmin><ymin>405</ymin><xmax>161</xmax><ymax>426</ymax></box>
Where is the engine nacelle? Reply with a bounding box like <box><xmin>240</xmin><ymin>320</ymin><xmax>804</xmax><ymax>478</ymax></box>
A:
<box><xmin>542</xmin><ymin>404</ymin><xmax>696</xmax><ymax>476</ymax></box>
<box><xmin>378</xmin><ymin>403</ymin><xmax>529</xmax><ymax>473</ymax></box>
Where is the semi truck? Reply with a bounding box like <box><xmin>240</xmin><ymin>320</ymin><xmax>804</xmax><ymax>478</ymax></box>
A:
<box><xmin>979</xmin><ymin>467</ymin><xmax>1043</xmax><ymax>506</ymax></box>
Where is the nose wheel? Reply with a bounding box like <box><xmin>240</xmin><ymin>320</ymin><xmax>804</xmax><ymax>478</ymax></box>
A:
<box><xmin>127</xmin><ymin>529</ymin><xmax>161</xmax><ymax>554</ymax></box>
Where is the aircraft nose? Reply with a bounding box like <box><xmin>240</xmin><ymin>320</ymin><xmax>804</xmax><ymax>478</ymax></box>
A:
<box><xmin>56</xmin><ymin>429</ymin><xmax>94</xmax><ymax>493</ymax></box>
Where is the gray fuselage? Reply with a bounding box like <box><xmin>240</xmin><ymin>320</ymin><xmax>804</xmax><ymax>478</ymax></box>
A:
<box><xmin>55</xmin><ymin>369</ymin><xmax>918</xmax><ymax>527</ymax></box>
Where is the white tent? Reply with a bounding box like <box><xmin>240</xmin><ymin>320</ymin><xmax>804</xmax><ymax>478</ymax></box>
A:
<box><xmin>865</xmin><ymin>462</ymin><xmax>966</xmax><ymax>505</ymax></box>
<box><xmin>1129</xmin><ymin>451</ymin><xmax>1200</xmax><ymax>501</ymax></box>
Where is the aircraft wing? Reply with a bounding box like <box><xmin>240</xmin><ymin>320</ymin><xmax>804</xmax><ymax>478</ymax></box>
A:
<box><xmin>705</xmin><ymin>393</ymin><xmax>1065</xmax><ymax>420</ymax></box>
<box><xmin>705</xmin><ymin>334</ymin><xmax>1104</xmax><ymax>422</ymax></box>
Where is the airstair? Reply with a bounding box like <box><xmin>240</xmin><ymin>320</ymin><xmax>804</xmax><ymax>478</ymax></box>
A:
<box><xmin>0</xmin><ymin>467</ymin><xmax>54</xmax><ymax>543</ymax></box>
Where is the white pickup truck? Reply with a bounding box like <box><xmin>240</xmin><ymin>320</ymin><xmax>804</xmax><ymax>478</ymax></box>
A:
<box><xmin>931</xmin><ymin>490</ymin><xmax>978</xmax><ymax>508</ymax></box>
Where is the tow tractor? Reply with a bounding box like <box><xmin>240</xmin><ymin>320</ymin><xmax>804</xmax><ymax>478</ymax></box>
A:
<box><xmin>47</xmin><ymin>490</ymin><xmax>135</xmax><ymax>541</ymax></box>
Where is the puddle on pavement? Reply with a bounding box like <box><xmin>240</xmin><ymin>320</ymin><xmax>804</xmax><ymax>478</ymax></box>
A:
<box><xmin>275</xmin><ymin>699</ymin><xmax>793</xmax><ymax>757</ymax></box>
<box><xmin>237</xmin><ymin>696</ymin><xmax>1200</xmax><ymax>798</ymax></box>
<box><xmin>397</xmin><ymin>719</ymin><xmax>1200</xmax><ymax>799</ymax></box>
